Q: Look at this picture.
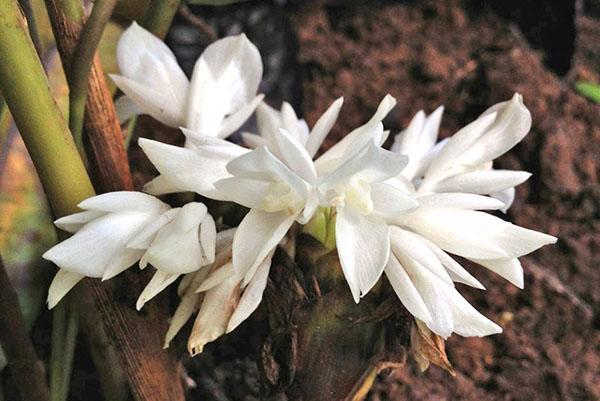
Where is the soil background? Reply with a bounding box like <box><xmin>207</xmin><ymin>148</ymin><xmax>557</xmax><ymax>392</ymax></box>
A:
<box><xmin>159</xmin><ymin>1</ymin><xmax>600</xmax><ymax>400</ymax></box>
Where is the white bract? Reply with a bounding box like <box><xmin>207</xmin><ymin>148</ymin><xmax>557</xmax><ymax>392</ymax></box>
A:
<box><xmin>43</xmin><ymin>192</ymin><xmax>216</xmax><ymax>309</ymax></box>
<box><xmin>111</xmin><ymin>22</ymin><xmax>264</xmax><ymax>141</ymax></box>
<box><xmin>382</xmin><ymin>94</ymin><xmax>557</xmax><ymax>338</ymax></box>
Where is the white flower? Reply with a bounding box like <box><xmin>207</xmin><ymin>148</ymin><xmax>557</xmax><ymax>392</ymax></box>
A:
<box><xmin>43</xmin><ymin>192</ymin><xmax>216</xmax><ymax>309</ymax></box>
<box><xmin>111</xmin><ymin>22</ymin><xmax>264</xmax><ymax>140</ymax></box>
<box><xmin>382</xmin><ymin>94</ymin><xmax>557</xmax><ymax>338</ymax></box>
<box><xmin>318</xmin><ymin>138</ymin><xmax>418</xmax><ymax>302</ymax></box>
<box><xmin>393</xmin><ymin>94</ymin><xmax>533</xmax><ymax>211</ymax></box>
<box><xmin>163</xmin><ymin>229</ymin><xmax>274</xmax><ymax>355</ymax></box>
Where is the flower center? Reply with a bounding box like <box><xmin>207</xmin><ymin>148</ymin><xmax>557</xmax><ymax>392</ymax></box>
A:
<box><xmin>259</xmin><ymin>182</ymin><xmax>304</xmax><ymax>215</ymax></box>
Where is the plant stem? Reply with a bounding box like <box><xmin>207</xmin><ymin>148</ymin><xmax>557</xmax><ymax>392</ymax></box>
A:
<box><xmin>45</xmin><ymin>0</ymin><xmax>133</xmax><ymax>192</ymax></box>
<box><xmin>49</xmin><ymin>302</ymin><xmax>66</xmax><ymax>401</ymax></box>
<box><xmin>0</xmin><ymin>255</ymin><xmax>50</xmax><ymax>401</ymax></box>
<box><xmin>18</xmin><ymin>0</ymin><xmax>44</xmax><ymax>55</ymax></box>
<box><xmin>0</xmin><ymin>0</ymin><xmax>95</xmax><ymax>217</ymax></box>
<box><xmin>68</xmin><ymin>0</ymin><xmax>117</xmax><ymax>149</ymax></box>
<box><xmin>142</xmin><ymin>0</ymin><xmax>180</xmax><ymax>39</ymax></box>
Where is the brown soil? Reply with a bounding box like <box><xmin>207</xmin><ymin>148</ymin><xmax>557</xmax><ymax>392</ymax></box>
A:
<box><xmin>292</xmin><ymin>0</ymin><xmax>599</xmax><ymax>400</ymax></box>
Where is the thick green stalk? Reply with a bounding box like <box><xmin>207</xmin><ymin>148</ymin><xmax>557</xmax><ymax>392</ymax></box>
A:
<box><xmin>68</xmin><ymin>0</ymin><xmax>118</xmax><ymax>148</ymax></box>
<box><xmin>0</xmin><ymin>0</ymin><xmax>95</xmax><ymax>218</ymax></box>
<box><xmin>142</xmin><ymin>0</ymin><xmax>180</xmax><ymax>39</ymax></box>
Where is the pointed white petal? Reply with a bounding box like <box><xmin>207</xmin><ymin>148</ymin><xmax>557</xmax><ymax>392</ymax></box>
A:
<box><xmin>315</xmin><ymin>95</ymin><xmax>396</xmax><ymax>173</ymax></box>
<box><xmin>233</xmin><ymin>209</ymin><xmax>297</xmax><ymax>278</ymax></box>
<box><xmin>216</xmin><ymin>94</ymin><xmax>265</xmax><ymax>139</ymax></box>
<box><xmin>305</xmin><ymin>97</ymin><xmax>344</xmax><ymax>157</ymax></box>
<box><xmin>275</xmin><ymin>128</ymin><xmax>317</xmax><ymax>182</ymax></box>
<box><xmin>47</xmin><ymin>270</ymin><xmax>85</xmax><ymax>309</ymax></box>
<box><xmin>416</xmin><ymin>235</ymin><xmax>485</xmax><ymax>289</ymax></box>
<box><xmin>384</xmin><ymin>254</ymin><xmax>432</xmax><ymax>324</ymax></box>
<box><xmin>186</xmin><ymin>34</ymin><xmax>263</xmax><ymax>134</ymax></box>
<box><xmin>416</xmin><ymin>193</ymin><xmax>506</xmax><ymax>211</ymax></box>
<box><xmin>54</xmin><ymin>210</ymin><xmax>105</xmax><ymax>233</ymax></box>
<box><xmin>421</xmin><ymin>112</ymin><xmax>497</xmax><ymax>186</ymax></box>
<box><xmin>390</xmin><ymin>227</ymin><xmax>453</xmax><ymax>285</ymax></box>
<box><xmin>471</xmin><ymin>258</ymin><xmax>524</xmax><ymax>288</ymax></box>
<box><xmin>43</xmin><ymin>212</ymin><xmax>152</xmax><ymax>277</ymax></box>
<box><xmin>391</xmin><ymin>110</ymin><xmax>426</xmax><ymax>155</ymax></box>
<box><xmin>336</xmin><ymin>206</ymin><xmax>390</xmax><ymax>303</ymax></box>
<box><xmin>226</xmin><ymin>146</ymin><xmax>308</xmax><ymax>198</ymax></box>
<box><xmin>321</xmin><ymin>140</ymin><xmax>408</xmax><ymax>189</ymax></box>
<box><xmin>227</xmin><ymin>252</ymin><xmax>273</xmax><ymax>333</ymax></box>
<box><xmin>255</xmin><ymin>102</ymin><xmax>283</xmax><ymax>146</ymax></box>
<box><xmin>398</xmin><ymin>208</ymin><xmax>557</xmax><ymax>259</ymax></box>
<box><xmin>213</xmin><ymin>177</ymin><xmax>272</xmax><ymax>208</ymax></box>
<box><xmin>196</xmin><ymin>262</ymin><xmax>234</xmax><ymax>293</ymax></box>
<box><xmin>78</xmin><ymin>191</ymin><xmax>169</xmax><ymax>214</ymax></box>
<box><xmin>492</xmin><ymin>187</ymin><xmax>515</xmax><ymax>213</ymax></box>
<box><xmin>461</xmin><ymin>93</ymin><xmax>532</xmax><ymax>166</ymax></box>
<box><xmin>280</xmin><ymin>102</ymin><xmax>304</xmax><ymax>142</ymax></box>
<box><xmin>402</xmin><ymin>258</ymin><xmax>502</xmax><ymax>338</ymax></box>
<box><xmin>126</xmin><ymin>212</ymin><xmax>174</xmax><ymax>249</ymax></box>
<box><xmin>110</xmin><ymin>74</ymin><xmax>185</xmax><ymax>127</ymax></box>
<box><xmin>433</xmin><ymin>170</ymin><xmax>531</xmax><ymax>195</ymax></box>
<box><xmin>136</xmin><ymin>270</ymin><xmax>180</xmax><ymax>310</ymax></box>
<box><xmin>139</xmin><ymin>138</ymin><xmax>245</xmax><ymax>198</ymax></box>
<box><xmin>102</xmin><ymin>248</ymin><xmax>145</xmax><ymax>280</ymax></box>
<box><xmin>143</xmin><ymin>175</ymin><xmax>184</xmax><ymax>196</ymax></box>
<box><xmin>241</xmin><ymin>132</ymin><xmax>268</xmax><ymax>149</ymax></box>
<box><xmin>370</xmin><ymin>182</ymin><xmax>419</xmax><ymax>219</ymax></box>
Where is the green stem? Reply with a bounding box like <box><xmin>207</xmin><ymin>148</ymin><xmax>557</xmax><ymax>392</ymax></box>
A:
<box><xmin>68</xmin><ymin>0</ymin><xmax>118</xmax><ymax>150</ymax></box>
<box><xmin>142</xmin><ymin>0</ymin><xmax>180</xmax><ymax>39</ymax></box>
<box><xmin>0</xmin><ymin>0</ymin><xmax>95</xmax><ymax>218</ymax></box>
<box><xmin>18</xmin><ymin>0</ymin><xmax>43</xmax><ymax>55</ymax></box>
<box><xmin>60</xmin><ymin>302</ymin><xmax>79</xmax><ymax>401</ymax></box>
<box><xmin>49</xmin><ymin>302</ymin><xmax>66</xmax><ymax>401</ymax></box>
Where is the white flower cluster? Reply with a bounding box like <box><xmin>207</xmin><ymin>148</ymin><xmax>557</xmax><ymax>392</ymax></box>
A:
<box><xmin>43</xmin><ymin>23</ymin><xmax>556</xmax><ymax>353</ymax></box>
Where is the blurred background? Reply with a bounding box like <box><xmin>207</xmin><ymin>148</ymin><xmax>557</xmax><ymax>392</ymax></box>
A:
<box><xmin>0</xmin><ymin>0</ymin><xmax>598</xmax><ymax>400</ymax></box>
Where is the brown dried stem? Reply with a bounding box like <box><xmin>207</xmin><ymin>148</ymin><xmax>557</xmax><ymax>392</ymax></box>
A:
<box><xmin>0</xmin><ymin>254</ymin><xmax>50</xmax><ymax>401</ymax></box>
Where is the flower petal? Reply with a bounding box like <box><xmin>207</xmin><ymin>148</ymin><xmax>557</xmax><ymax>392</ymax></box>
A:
<box><xmin>390</xmin><ymin>227</ymin><xmax>453</xmax><ymax>285</ymax></box>
<box><xmin>47</xmin><ymin>269</ymin><xmax>85</xmax><ymax>309</ymax></box>
<box><xmin>227</xmin><ymin>251</ymin><xmax>272</xmax><ymax>333</ymax></box>
<box><xmin>384</xmin><ymin>254</ymin><xmax>432</xmax><ymax>324</ymax></box>
<box><xmin>186</xmin><ymin>34</ymin><xmax>262</xmax><ymax>134</ymax></box>
<box><xmin>145</xmin><ymin>203</ymin><xmax>210</xmax><ymax>274</ymax></box>
<box><xmin>139</xmin><ymin>138</ymin><xmax>245</xmax><ymax>198</ymax></box>
<box><xmin>416</xmin><ymin>193</ymin><xmax>506</xmax><ymax>211</ymax></box>
<box><xmin>78</xmin><ymin>191</ymin><xmax>169</xmax><ymax>214</ymax></box>
<box><xmin>336</xmin><ymin>206</ymin><xmax>390</xmax><ymax>303</ymax></box>
<box><xmin>402</xmin><ymin>257</ymin><xmax>502</xmax><ymax>338</ymax></box>
<box><xmin>305</xmin><ymin>97</ymin><xmax>344</xmax><ymax>157</ymax></box>
<box><xmin>275</xmin><ymin>128</ymin><xmax>317</xmax><ymax>182</ymax></box>
<box><xmin>397</xmin><ymin>208</ymin><xmax>557</xmax><ymax>259</ymax></box>
<box><xmin>471</xmin><ymin>257</ymin><xmax>524</xmax><ymax>288</ymax></box>
<box><xmin>114</xmin><ymin>96</ymin><xmax>142</xmax><ymax>123</ymax></box>
<box><xmin>370</xmin><ymin>182</ymin><xmax>419</xmax><ymax>219</ymax></box>
<box><xmin>216</xmin><ymin>94</ymin><xmax>265</xmax><ymax>139</ymax></box>
<box><xmin>432</xmin><ymin>170</ymin><xmax>531</xmax><ymax>195</ymax></box>
<box><xmin>233</xmin><ymin>209</ymin><xmax>297</xmax><ymax>279</ymax></box>
<box><xmin>43</xmin><ymin>212</ymin><xmax>152</xmax><ymax>277</ymax></box>
<box><xmin>315</xmin><ymin>95</ymin><xmax>396</xmax><ymax>173</ymax></box>
<box><xmin>136</xmin><ymin>270</ymin><xmax>180</xmax><ymax>310</ymax></box>
<box><xmin>196</xmin><ymin>262</ymin><xmax>233</xmax><ymax>293</ymax></box>
<box><xmin>54</xmin><ymin>210</ymin><xmax>105</xmax><ymax>233</ymax></box>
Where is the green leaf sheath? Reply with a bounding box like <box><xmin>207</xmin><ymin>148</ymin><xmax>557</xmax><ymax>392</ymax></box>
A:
<box><xmin>0</xmin><ymin>0</ymin><xmax>95</xmax><ymax>218</ymax></box>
